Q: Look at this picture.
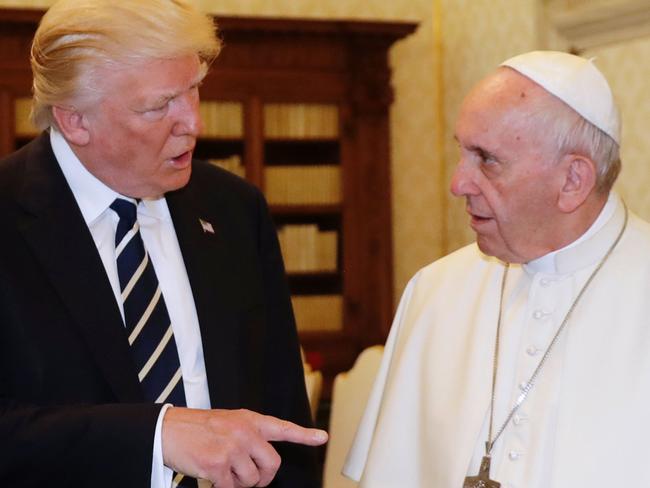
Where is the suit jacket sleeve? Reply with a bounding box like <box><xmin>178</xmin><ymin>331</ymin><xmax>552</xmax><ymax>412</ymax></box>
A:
<box><xmin>0</xmin><ymin>400</ymin><xmax>162</xmax><ymax>486</ymax></box>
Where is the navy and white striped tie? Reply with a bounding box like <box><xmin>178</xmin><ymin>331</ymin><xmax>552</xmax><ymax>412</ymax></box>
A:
<box><xmin>111</xmin><ymin>199</ymin><xmax>198</xmax><ymax>487</ymax></box>
<box><xmin>110</xmin><ymin>198</ymin><xmax>186</xmax><ymax>405</ymax></box>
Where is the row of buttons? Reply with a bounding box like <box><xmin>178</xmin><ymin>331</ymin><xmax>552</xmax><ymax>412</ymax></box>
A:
<box><xmin>506</xmin><ymin>276</ymin><xmax>556</xmax><ymax>473</ymax></box>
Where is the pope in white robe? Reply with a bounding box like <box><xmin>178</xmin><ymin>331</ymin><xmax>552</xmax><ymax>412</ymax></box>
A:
<box><xmin>343</xmin><ymin>51</ymin><xmax>650</xmax><ymax>488</ymax></box>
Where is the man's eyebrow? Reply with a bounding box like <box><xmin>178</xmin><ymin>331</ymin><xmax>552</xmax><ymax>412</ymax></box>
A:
<box><xmin>149</xmin><ymin>92</ymin><xmax>175</xmax><ymax>107</ymax></box>
<box><xmin>144</xmin><ymin>70</ymin><xmax>207</xmax><ymax>108</ymax></box>
<box><xmin>473</xmin><ymin>146</ymin><xmax>499</xmax><ymax>161</ymax></box>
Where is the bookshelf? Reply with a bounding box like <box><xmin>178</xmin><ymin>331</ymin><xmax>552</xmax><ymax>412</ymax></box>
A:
<box><xmin>0</xmin><ymin>9</ymin><xmax>417</xmax><ymax>399</ymax></box>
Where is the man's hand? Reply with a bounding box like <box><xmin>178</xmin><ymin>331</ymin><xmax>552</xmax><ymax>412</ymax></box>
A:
<box><xmin>162</xmin><ymin>407</ymin><xmax>328</xmax><ymax>488</ymax></box>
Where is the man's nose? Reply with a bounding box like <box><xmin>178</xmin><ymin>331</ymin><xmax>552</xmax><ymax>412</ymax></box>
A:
<box><xmin>449</xmin><ymin>160</ymin><xmax>479</xmax><ymax>197</ymax></box>
<box><xmin>173</xmin><ymin>94</ymin><xmax>202</xmax><ymax>137</ymax></box>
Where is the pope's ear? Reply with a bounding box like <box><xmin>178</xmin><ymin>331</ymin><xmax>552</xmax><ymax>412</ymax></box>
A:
<box><xmin>51</xmin><ymin>105</ymin><xmax>90</xmax><ymax>146</ymax></box>
<box><xmin>557</xmin><ymin>153</ymin><xmax>598</xmax><ymax>213</ymax></box>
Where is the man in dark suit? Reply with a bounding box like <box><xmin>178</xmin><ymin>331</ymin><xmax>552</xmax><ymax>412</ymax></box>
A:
<box><xmin>0</xmin><ymin>1</ymin><xmax>327</xmax><ymax>487</ymax></box>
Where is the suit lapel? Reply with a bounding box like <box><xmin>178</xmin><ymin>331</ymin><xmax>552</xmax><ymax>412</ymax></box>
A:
<box><xmin>15</xmin><ymin>134</ymin><xmax>143</xmax><ymax>402</ymax></box>
<box><xmin>166</xmin><ymin>181</ymin><xmax>242</xmax><ymax>409</ymax></box>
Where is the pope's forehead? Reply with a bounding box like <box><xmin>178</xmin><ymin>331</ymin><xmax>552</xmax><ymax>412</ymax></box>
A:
<box><xmin>464</xmin><ymin>68</ymin><xmax>550</xmax><ymax>107</ymax></box>
<box><xmin>455</xmin><ymin>69</ymin><xmax>564</xmax><ymax>149</ymax></box>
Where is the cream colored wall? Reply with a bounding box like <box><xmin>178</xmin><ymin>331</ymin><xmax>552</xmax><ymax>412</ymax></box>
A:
<box><xmin>584</xmin><ymin>38</ymin><xmax>650</xmax><ymax>220</ymax></box>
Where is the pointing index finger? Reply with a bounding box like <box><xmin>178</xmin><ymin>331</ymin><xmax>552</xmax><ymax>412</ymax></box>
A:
<box><xmin>256</xmin><ymin>415</ymin><xmax>328</xmax><ymax>446</ymax></box>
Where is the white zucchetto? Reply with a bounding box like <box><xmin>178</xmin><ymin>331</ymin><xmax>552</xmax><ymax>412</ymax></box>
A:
<box><xmin>501</xmin><ymin>50</ymin><xmax>621</xmax><ymax>145</ymax></box>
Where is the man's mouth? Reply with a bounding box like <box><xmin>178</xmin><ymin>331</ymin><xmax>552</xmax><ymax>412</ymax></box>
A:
<box><xmin>468</xmin><ymin>209</ymin><xmax>493</xmax><ymax>227</ymax></box>
<box><xmin>170</xmin><ymin>150</ymin><xmax>193</xmax><ymax>167</ymax></box>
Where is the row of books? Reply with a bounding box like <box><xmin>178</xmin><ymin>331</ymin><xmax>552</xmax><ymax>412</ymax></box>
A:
<box><xmin>264</xmin><ymin>103</ymin><xmax>339</xmax><ymax>139</ymax></box>
<box><xmin>265</xmin><ymin>165</ymin><xmax>341</xmax><ymax>205</ymax></box>
<box><xmin>278</xmin><ymin>224</ymin><xmax>338</xmax><ymax>273</ymax></box>
<box><xmin>208</xmin><ymin>155</ymin><xmax>246</xmax><ymax>178</ymax></box>
<box><xmin>291</xmin><ymin>294</ymin><xmax>343</xmax><ymax>332</ymax></box>
<box><xmin>207</xmin><ymin>158</ymin><xmax>342</xmax><ymax>208</ymax></box>
<box><xmin>199</xmin><ymin>101</ymin><xmax>243</xmax><ymax>138</ymax></box>
<box><xmin>15</xmin><ymin>98</ymin><xmax>38</xmax><ymax>137</ymax></box>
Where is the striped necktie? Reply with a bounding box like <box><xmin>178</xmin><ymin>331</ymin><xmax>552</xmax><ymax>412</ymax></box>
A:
<box><xmin>110</xmin><ymin>198</ymin><xmax>186</xmax><ymax>405</ymax></box>
<box><xmin>111</xmin><ymin>199</ymin><xmax>198</xmax><ymax>487</ymax></box>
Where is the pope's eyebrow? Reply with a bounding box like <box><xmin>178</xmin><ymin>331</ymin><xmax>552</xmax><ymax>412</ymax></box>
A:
<box><xmin>473</xmin><ymin>146</ymin><xmax>498</xmax><ymax>161</ymax></box>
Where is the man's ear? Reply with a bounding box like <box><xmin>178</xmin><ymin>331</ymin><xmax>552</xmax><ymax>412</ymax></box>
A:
<box><xmin>557</xmin><ymin>153</ymin><xmax>598</xmax><ymax>213</ymax></box>
<box><xmin>52</xmin><ymin>105</ymin><xmax>90</xmax><ymax>146</ymax></box>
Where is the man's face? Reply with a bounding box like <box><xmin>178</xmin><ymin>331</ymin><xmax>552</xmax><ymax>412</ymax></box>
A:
<box><xmin>77</xmin><ymin>54</ymin><xmax>204</xmax><ymax>198</ymax></box>
<box><xmin>450</xmin><ymin>70</ymin><xmax>566</xmax><ymax>263</ymax></box>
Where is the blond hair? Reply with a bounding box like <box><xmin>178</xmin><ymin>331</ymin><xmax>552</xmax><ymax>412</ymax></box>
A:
<box><xmin>30</xmin><ymin>0</ymin><xmax>221</xmax><ymax>129</ymax></box>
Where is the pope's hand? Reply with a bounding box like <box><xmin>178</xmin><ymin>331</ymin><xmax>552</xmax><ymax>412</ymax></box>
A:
<box><xmin>162</xmin><ymin>407</ymin><xmax>328</xmax><ymax>487</ymax></box>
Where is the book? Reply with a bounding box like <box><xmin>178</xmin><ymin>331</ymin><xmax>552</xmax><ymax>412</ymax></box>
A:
<box><xmin>278</xmin><ymin>224</ymin><xmax>338</xmax><ymax>273</ymax></box>
<box><xmin>264</xmin><ymin>103</ymin><xmax>339</xmax><ymax>139</ymax></box>
<box><xmin>291</xmin><ymin>294</ymin><xmax>343</xmax><ymax>332</ymax></box>
<box><xmin>199</xmin><ymin>101</ymin><xmax>243</xmax><ymax>138</ymax></box>
<box><xmin>14</xmin><ymin>98</ymin><xmax>39</xmax><ymax>137</ymax></box>
<box><xmin>265</xmin><ymin>165</ymin><xmax>341</xmax><ymax>205</ymax></box>
<box><xmin>208</xmin><ymin>154</ymin><xmax>245</xmax><ymax>178</ymax></box>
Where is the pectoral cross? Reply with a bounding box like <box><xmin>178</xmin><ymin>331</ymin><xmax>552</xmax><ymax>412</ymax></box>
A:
<box><xmin>463</xmin><ymin>456</ymin><xmax>500</xmax><ymax>488</ymax></box>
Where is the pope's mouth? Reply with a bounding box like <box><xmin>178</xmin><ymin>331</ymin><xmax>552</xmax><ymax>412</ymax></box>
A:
<box><xmin>469</xmin><ymin>212</ymin><xmax>494</xmax><ymax>228</ymax></box>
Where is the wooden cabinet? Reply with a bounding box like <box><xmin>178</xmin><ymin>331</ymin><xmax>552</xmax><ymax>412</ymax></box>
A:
<box><xmin>0</xmin><ymin>8</ymin><xmax>416</xmax><ymax>399</ymax></box>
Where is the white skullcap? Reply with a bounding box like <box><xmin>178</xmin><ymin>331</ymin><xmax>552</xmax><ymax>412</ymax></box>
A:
<box><xmin>501</xmin><ymin>50</ymin><xmax>620</xmax><ymax>145</ymax></box>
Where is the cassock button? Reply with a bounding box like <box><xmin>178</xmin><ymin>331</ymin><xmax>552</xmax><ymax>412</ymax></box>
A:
<box><xmin>513</xmin><ymin>414</ymin><xmax>528</xmax><ymax>425</ymax></box>
<box><xmin>508</xmin><ymin>450</ymin><xmax>521</xmax><ymax>461</ymax></box>
<box><xmin>526</xmin><ymin>345</ymin><xmax>538</xmax><ymax>356</ymax></box>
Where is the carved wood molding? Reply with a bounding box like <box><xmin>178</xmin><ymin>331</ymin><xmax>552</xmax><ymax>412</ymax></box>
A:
<box><xmin>545</xmin><ymin>0</ymin><xmax>650</xmax><ymax>52</ymax></box>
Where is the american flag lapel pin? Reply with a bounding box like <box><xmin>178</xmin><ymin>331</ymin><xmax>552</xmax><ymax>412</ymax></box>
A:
<box><xmin>199</xmin><ymin>218</ymin><xmax>215</xmax><ymax>234</ymax></box>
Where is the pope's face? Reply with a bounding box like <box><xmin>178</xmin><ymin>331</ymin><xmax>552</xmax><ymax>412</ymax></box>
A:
<box><xmin>450</xmin><ymin>69</ymin><xmax>566</xmax><ymax>263</ymax></box>
<box><xmin>76</xmin><ymin>54</ymin><xmax>204</xmax><ymax>198</ymax></box>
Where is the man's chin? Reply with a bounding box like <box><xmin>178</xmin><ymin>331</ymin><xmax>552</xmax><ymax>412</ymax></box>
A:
<box><xmin>475</xmin><ymin>236</ymin><xmax>516</xmax><ymax>263</ymax></box>
<box><xmin>169</xmin><ymin>163</ymin><xmax>193</xmax><ymax>187</ymax></box>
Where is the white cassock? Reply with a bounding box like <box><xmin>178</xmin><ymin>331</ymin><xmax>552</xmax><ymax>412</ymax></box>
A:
<box><xmin>344</xmin><ymin>192</ymin><xmax>650</xmax><ymax>488</ymax></box>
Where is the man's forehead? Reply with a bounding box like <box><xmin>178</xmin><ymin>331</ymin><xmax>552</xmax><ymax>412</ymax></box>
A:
<box><xmin>458</xmin><ymin>69</ymin><xmax>546</xmax><ymax>124</ymax></box>
<box><xmin>472</xmin><ymin>68</ymin><xmax>544</xmax><ymax>101</ymax></box>
<box><xmin>104</xmin><ymin>55</ymin><xmax>204</xmax><ymax>103</ymax></box>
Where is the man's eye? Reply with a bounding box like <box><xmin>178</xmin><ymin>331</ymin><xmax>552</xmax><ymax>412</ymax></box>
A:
<box><xmin>478</xmin><ymin>150</ymin><xmax>497</xmax><ymax>164</ymax></box>
<box><xmin>148</xmin><ymin>103</ymin><xmax>168</xmax><ymax>113</ymax></box>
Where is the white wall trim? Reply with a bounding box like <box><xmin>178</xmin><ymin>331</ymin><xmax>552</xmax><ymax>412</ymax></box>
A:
<box><xmin>543</xmin><ymin>0</ymin><xmax>650</xmax><ymax>52</ymax></box>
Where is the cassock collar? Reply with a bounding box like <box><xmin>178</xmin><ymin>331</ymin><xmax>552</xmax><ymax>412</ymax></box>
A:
<box><xmin>524</xmin><ymin>191</ymin><xmax>623</xmax><ymax>276</ymax></box>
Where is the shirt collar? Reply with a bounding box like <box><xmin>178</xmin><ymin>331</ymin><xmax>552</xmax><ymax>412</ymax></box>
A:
<box><xmin>524</xmin><ymin>191</ymin><xmax>624</xmax><ymax>276</ymax></box>
<box><xmin>50</xmin><ymin>128</ymin><xmax>171</xmax><ymax>223</ymax></box>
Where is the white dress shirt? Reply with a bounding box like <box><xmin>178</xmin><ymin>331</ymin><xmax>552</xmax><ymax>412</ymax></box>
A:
<box><xmin>50</xmin><ymin>129</ymin><xmax>211</xmax><ymax>488</ymax></box>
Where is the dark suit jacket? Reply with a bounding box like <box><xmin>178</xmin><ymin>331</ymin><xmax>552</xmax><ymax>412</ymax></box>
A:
<box><xmin>0</xmin><ymin>133</ymin><xmax>318</xmax><ymax>487</ymax></box>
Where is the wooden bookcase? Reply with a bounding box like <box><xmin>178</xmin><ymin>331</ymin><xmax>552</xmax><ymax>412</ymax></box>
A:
<box><xmin>0</xmin><ymin>9</ymin><xmax>416</xmax><ymax>400</ymax></box>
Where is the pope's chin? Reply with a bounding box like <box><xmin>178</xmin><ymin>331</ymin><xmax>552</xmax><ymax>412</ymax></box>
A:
<box><xmin>475</xmin><ymin>234</ymin><xmax>503</xmax><ymax>260</ymax></box>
